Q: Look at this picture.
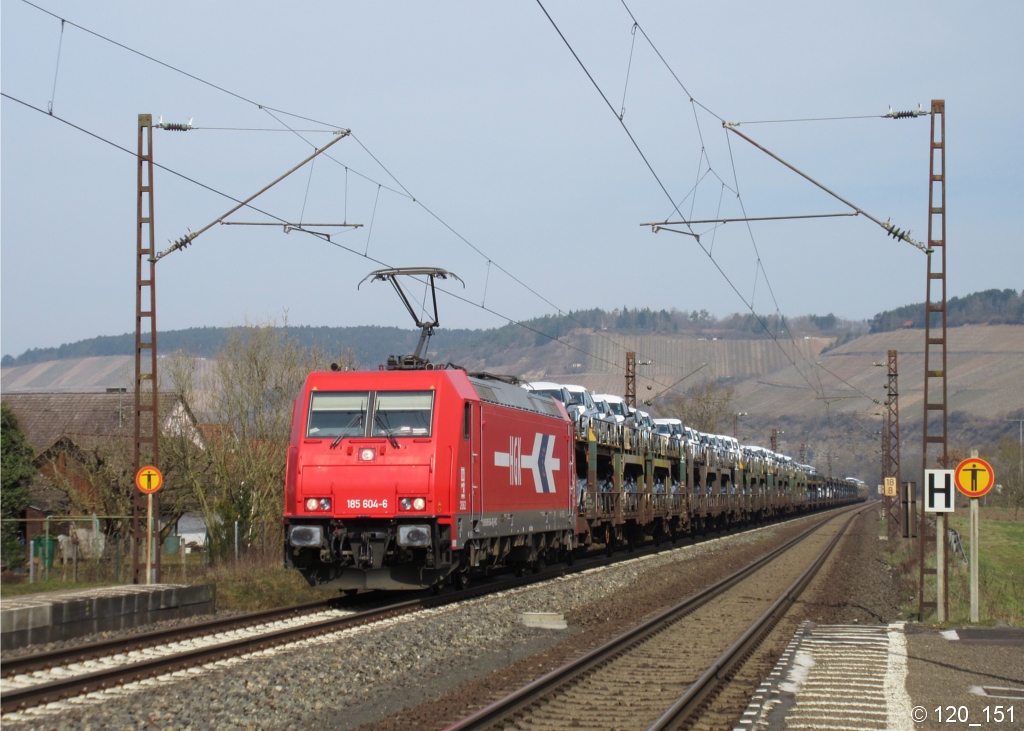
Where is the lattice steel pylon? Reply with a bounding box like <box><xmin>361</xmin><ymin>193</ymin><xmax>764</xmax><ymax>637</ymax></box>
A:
<box><xmin>625</xmin><ymin>351</ymin><xmax>636</xmax><ymax>408</ymax></box>
<box><xmin>133</xmin><ymin>114</ymin><xmax>160</xmax><ymax>584</ymax></box>
<box><xmin>883</xmin><ymin>349</ymin><xmax>901</xmax><ymax>540</ymax></box>
<box><xmin>918</xmin><ymin>100</ymin><xmax>948</xmax><ymax>621</ymax></box>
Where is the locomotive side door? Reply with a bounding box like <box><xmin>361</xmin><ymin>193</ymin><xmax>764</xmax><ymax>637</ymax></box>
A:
<box><xmin>470</xmin><ymin>402</ymin><xmax>483</xmax><ymax>532</ymax></box>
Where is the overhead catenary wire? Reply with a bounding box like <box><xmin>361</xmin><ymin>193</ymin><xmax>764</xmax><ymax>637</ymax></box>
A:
<box><xmin>3</xmin><ymin>91</ymin><xmax>707</xmax><ymax>400</ymax></box>
<box><xmin>814</xmin><ymin>360</ymin><xmax>883</xmax><ymax>406</ymax></box>
<box><xmin>535</xmin><ymin>0</ymin><xmax>833</xmax><ymax>411</ymax></box>
<box><xmin>618</xmin><ymin>23</ymin><xmax>638</xmax><ymax>120</ymax></box>
<box><xmin>13</xmin><ymin>1</ymin><xmax>861</xmax><ymax>420</ymax></box>
<box><xmin>17</xmin><ymin>0</ymin><xmax>662</xmax><ymax>377</ymax></box>
<box><xmin>17</xmin><ymin>0</ymin><xmax>699</xmax><ymax>386</ymax></box>
<box><xmin>614</xmin><ymin>0</ymin><xmax>926</xmax><ymax>253</ymax></box>
<box><xmin>610</xmin><ymin>1</ymin><xmax>870</xmax><ymax>450</ymax></box>
<box><xmin>47</xmin><ymin>18</ymin><xmax>64</xmax><ymax>114</ymax></box>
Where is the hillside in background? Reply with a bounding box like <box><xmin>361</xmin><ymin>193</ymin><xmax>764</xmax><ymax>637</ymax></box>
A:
<box><xmin>5</xmin><ymin>291</ymin><xmax>1022</xmax><ymax>483</ymax></box>
<box><xmin>0</xmin><ymin>325</ymin><xmax>481</xmax><ymax>371</ymax></box>
<box><xmin>869</xmin><ymin>288</ymin><xmax>1022</xmax><ymax>332</ymax></box>
<box><xmin>1</xmin><ymin>306</ymin><xmax>864</xmax><ymax>368</ymax></box>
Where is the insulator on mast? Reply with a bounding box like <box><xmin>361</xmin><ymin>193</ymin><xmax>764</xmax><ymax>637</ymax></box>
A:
<box><xmin>157</xmin><ymin>116</ymin><xmax>194</xmax><ymax>131</ymax></box>
<box><xmin>884</xmin><ymin>104</ymin><xmax>928</xmax><ymax>120</ymax></box>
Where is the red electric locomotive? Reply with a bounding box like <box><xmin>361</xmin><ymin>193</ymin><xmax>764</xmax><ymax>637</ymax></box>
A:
<box><xmin>283</xmin><ymin>267</ymin><xmax>861</xmax><ymax>592</ymax></box>
<box><xmin>283</xmin><ymin>366</ymin><xmax>576</xmax><ymax>591</ymax></box>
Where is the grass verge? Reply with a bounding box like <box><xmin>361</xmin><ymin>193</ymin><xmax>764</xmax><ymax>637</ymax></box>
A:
<box><xmin>878</xmin><ymin>505</ymin><xmax>1023</xmax><ymax>625</ymax></box>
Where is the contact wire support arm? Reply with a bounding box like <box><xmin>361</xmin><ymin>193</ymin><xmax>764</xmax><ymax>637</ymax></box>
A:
<box><xmin>152</xmin><ymin>129</ymin><xmax>350</xmax><ymax>261</ymax></box>
<box><xmin>722</xmin><ymin>123</ymin><xmax>928</xmax><ymax>252</ymax></box>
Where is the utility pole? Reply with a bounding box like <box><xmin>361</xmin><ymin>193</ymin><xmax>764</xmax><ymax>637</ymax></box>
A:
<box><xmin>882</xmin><ymin>349</ymin><xmax>903</xmax><ymax>540</ymax></box>
<box><xmin>625</xmin><ymin>351</ymin><xmax>636</xmax><ymax>408</ymax></box>
<box><xmin>126</xmin><ymin>118</ymin><xmax>358</xmax><ymax>587</ymax></box>
<box><xmin>133</xmin><ymin>114</ymin><xmax>160</xmax><ymax>585</ymax></box>
<box><xmin>733</xmin><ymin>412</ymin><xmax>747</xmax><ymax>440</ymax></box>
<box><xmin>770</xmin><ymin>428</ymin><xmax>779</xmax><ymax>453</ymax></box>
<box><xmin>919</xmin><ymin>100</ymin><xmax>949</xmax><ymax>622</ymax></box>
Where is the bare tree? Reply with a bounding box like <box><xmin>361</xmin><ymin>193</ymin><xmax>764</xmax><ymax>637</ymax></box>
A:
<box><xmin>659</xmin><ymin>380</ymin><xmax>735</xmax><ymax>434</ymax></box>
<box><xmin>990</xmin><ymin>436</ymin><xmax>1024</xmax><ymax>518</ymax></box>
<box><xmin>163</xmin><ymin>318</ymin><xmax>356</xmax><ymax>558</ymax></box>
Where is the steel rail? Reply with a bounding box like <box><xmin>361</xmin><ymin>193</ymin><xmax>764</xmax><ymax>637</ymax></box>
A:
<box><xmin>2</xmin><ymin>501</ymin><xmax>851</xmax><ymax>681</ymax></box>
<box><xmin>0</xmin><ymin>598</ymin><xmax>422</xmax><ymax>715</ymax></box>
<box><xmin>1</xmin><ymin>502</ymin><xmax>858</xmax><ymax>716</ymax></box>
<box><xmin>443</xmin><ymin>503</ymin><xmax>864</xmax><ymax>731</ymax></box>
<box><xmin>0</xmin><ymin>597</ymin><xmax>346</xmax><ymax>679</ymax></box>
<box><xmin>647</xmin><ymin>504</ymin><xmax>868</xmax><ymax>730</ymax></box>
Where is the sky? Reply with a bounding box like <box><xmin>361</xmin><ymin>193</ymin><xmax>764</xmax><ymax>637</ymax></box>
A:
<box><xmin>2</xmin><ymin>1</ymin><xmax>1021</xmax><ymax>359</ymax></box>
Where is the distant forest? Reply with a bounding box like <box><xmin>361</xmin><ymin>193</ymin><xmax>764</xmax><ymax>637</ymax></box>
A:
<box><xmin>0</xmin><ymin>326</ymin><xmax>482</xmax><ymax>370</ymax></box>
<box><xmin>869</xmin><ymin>288</ymin><xmax>1022</xmax><ymax>332</ymax></box>
<box><xmin>1</xmin><ymin>309</ymin><xmax>862</xmax><ymax>368</ymax></box>
<box><xmin>4</xmin><ymin>289</ymin><xmax>1020</xmax><ymax>367</ymax></box>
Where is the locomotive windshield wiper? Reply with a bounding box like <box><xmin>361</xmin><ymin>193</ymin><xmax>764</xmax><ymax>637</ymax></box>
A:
<box><xmin>330</xmin><ymin>414</ymin><xmax>365</xmax><ymax>449</ymax></box>
<box><xmin>374</xmin><ymin>413</ymin><xmax>401</xmax><ymax>449</ymax></box>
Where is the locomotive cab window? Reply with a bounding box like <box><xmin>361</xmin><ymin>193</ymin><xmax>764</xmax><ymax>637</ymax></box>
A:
<box><xmin>307</xmin><ymin>392</ymin><xmax>369</xmax><ymax>438</ymax></box>
<box><xmin>372</xmin><ymin>391</ymin><xmax>434</xmax><ymax>437</ymax></box>
<box><xmin>463</xmin><ymin>402</ymin><xmax>471</xmax><ymax>440</ymax></box>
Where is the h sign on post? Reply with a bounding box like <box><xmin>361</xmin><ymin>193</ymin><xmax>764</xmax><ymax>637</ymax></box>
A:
<box><xmin>924</xmin><ymin>469</ymin><xmax>955</xmax><ymax>513</ymax></box>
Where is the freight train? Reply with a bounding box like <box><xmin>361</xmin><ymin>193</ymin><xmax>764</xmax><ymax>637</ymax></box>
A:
<box><xmin>282</xmin><ymin>364</ymin><xmax>861</xmax><ymax>592</ymax></box>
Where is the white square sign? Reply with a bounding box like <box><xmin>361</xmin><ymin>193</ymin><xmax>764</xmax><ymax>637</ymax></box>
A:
<box><xmin>924</xmin><ymin>469</ymin><xmax>955</xmax><ymax>513</ymax></box>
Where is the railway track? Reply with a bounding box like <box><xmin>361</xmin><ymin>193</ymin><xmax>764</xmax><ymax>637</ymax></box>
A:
<box><xmin>444</xmin><ymin>503</ymin><xmax>867</xmax><ymax>731</ymax></box>
<box><xmin>0</xmin><ymin>595</ymin><xmax>359</xmax><ymax>680</ymax></box>
<box><xmin>0</xmin><ymin>504</ymin><xmax>855</xmax><ymax>718</ymax></box>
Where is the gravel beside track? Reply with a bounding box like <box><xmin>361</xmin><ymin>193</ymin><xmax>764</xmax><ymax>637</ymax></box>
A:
<box><xmin>0</xmin><ymin>511</ymin><xmax>842</xmax><ymax>731</ymax></box>
<box><xmin>360</xmin><ymin>507</ymin><xmax>904</xmax><ymax>731</ymax></box>
<box><xmin>686</xmin><ymin>508</ymin><xmax>907</xmax><ymax>731</ymax></box>
<box><xmin>0</xmin><ymin>611</ymin><xmax>247</xmax><ymax>662</ymax></box>
<box><xmin>0</xmin><ymin>608</ymin><xmax>360</xmax><ymax>699</ymax></box>
<box><xmin>445</xmin><ymin>509</ymin><xmax>857</xmax><ymax>730</ymax></box>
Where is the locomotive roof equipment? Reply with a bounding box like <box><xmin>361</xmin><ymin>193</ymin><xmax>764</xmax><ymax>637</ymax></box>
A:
<box><xmin>359</xmin><ymin>267</ymin><xmax>463</xmax><ymax>370</ymax></box>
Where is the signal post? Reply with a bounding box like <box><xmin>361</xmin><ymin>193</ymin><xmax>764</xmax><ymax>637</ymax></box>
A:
<box><xmin>955</xmin><ymin>454</ymin><xmax>995</xmax><ymax>623</ymax></box>
<box><xmin>135</xmin><ymin>465</ymin><xmax>164</xmax><ymax>584</ymax></box>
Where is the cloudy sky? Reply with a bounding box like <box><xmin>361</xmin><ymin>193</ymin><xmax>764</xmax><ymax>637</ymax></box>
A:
<box><xmin>2</xmin><ymin>1</ymin><xmax>1020</xmax><ymax>358</ymax></box>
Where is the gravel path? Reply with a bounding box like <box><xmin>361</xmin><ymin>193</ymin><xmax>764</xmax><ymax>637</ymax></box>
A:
<box><xmin>1</xmin><ymin>513</ymin><xmax>834</xmax><ymax>731</ymax></box>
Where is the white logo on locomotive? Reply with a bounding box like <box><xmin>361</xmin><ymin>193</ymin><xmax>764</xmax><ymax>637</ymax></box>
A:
<box><xmin>495</xmin><ymin>433</ymin><xmax>560</xmax><ymax>493</ymax></box>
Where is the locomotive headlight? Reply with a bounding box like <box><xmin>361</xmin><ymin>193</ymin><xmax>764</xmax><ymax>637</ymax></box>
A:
<box><xmin>400</xmin><ymin>498</ymin><xmax>413</xmax><ymax>511</ymax></box>
<box><xmin>412</xmin><ymin>497</ymin><xmax>426</xmax><ymax>511</ymax></box>
<box><xmin>359</xmin><ymin>448</ymin><xmax>376</xmax><ymax>462</ymax></box>
<box><xmin>305</xmin><ymin>498</ymin><xmax>319</xmax><ymax>511</ymax></box>
<box><xmin>319</xmin><ymin>498</ymin><xmax>332</xmax><ymax>511</ymax></box>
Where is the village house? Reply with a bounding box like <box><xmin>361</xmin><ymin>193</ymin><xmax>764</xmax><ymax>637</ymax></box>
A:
<box><xmin>1</xmin><ymin>390</ymin><xmax>203</xmax><ymax>554</ymax></box>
